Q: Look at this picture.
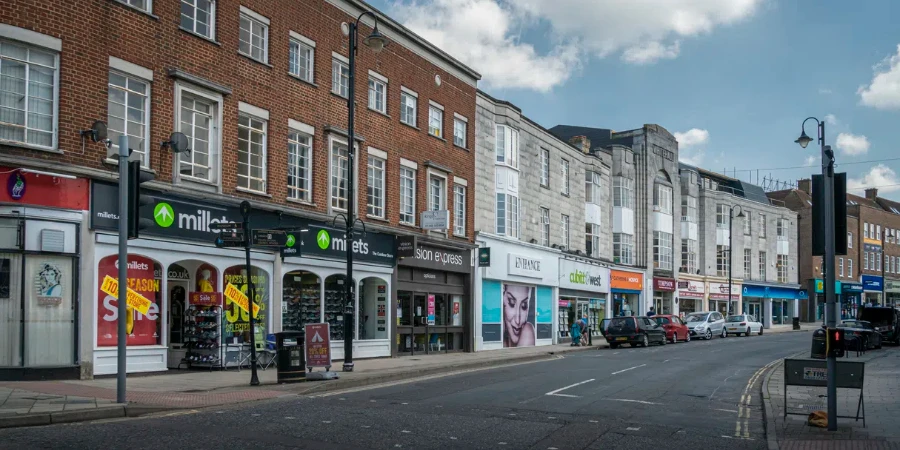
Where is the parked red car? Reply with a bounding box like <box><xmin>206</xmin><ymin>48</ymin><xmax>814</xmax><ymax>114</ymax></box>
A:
<box><xmin>653</xmin><ymin>315</ymin><xmax>691</xmax><ymax>343</ymax></box>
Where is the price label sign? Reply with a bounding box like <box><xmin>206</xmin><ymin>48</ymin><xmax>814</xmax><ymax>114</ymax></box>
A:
<box><xmin>305</xmin><ymin>323</ymin><xmax>331</xmax><ymax>368</ymax></box>
<box><xmin>100</xmin><ymin>275</ymin><xmax>152</xmax><ymax>315</ymax></box>
<box><xmin>224</xmin><ymin>283</ymin><xmax>260</xmax><ymax>318</ymax></box>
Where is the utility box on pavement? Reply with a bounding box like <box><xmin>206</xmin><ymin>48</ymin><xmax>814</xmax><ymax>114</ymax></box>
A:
<box><xmin>275</xmin><ymin>331</ymin><xmax>305</xmax><ymax>383</ymax></box>
<box><xmin>810</xmin><ymin>327</ymin><xmax>827</xmax><ymax>359</ymax></box>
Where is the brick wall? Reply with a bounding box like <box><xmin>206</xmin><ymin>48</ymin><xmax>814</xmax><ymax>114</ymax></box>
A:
<box><xmin>0</xmin><ymin>0</ymin><xmax>478</xmax><ymax>241</ymax></box>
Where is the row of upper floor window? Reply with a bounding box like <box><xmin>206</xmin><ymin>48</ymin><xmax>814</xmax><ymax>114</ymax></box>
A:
<box><xmin>862</xmin><ymin>222</ymin><xmax>900</xmax><ymax>244</ymax></box>
<box><xmin>861</xmin><ymin>252</ymin><xmax>900</xmax><ymax>275</ymax></box>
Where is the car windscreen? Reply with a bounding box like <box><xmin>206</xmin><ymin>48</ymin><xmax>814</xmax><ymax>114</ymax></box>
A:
<box><xmin>685</xmin><ymin>314</ymin><xmax>708</xmax><ymax>323</ymax></box>
<box><xmin>608</xmin><ymin>318</ymin><xmax>636</xmax><ymax>331</ymax></box>
<box><xmin>859</xmin><ymin>309</ymin><xmax>894</xmax><ymax>326</ymax></box>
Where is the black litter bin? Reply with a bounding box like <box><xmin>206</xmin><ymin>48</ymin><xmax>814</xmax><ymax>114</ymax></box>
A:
<box><xmin>792</xmin><ymin>317</ymin><xmax>800</xmax><ymax>330</ymax></box>
<box><xmin>810</xmin><ymin>326</ymin><xmax>827</xmax><ymax>359</ymax></box>
<box><xmin>276</xmin><ymin>331</ymin><xmax>306</xmax><ymax>383</ymax></box>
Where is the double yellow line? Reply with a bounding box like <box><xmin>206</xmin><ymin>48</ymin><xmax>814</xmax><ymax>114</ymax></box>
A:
<box><xmin>735</xmin><ymin>358</ymin><xmax>781</xmax><ymax>439</ymax></box>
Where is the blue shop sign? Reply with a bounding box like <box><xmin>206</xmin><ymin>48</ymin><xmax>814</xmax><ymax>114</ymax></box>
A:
<box><xmin>742</xmin><ymin>284</ymin><xmax>807</xmax><ymax>300</ymax></box>
<box><xmin>842</xmin><ymin>282</ymin><xmax>864</xmax><ymax>293</ymax></box>
<box><xmin>861</xmin><ymin>275</ymin><xmax>883</xmax><ymax>291</ymax></box>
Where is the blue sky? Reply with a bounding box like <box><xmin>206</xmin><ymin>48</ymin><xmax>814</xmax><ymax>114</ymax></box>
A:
<box><xmin>368</xmin><ymin>0</ymin><xmax>900</xmax><ymax>198</ymax></box>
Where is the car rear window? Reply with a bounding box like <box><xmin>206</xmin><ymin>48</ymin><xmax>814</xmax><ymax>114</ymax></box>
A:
<box><xmin>727</xmin><ymin>315</ymin><xmax>745</xmax><ymax>322</ymax></box>
<box><xmin>859</xmin><ymin>309</ymin><xmax>894</xmax><ymax>326</ymax></box>
<box><xmin>654</xmin><ymin>317</ymin><xmax>671</xmax><ymax>325</ymax></box>
<box><xmin>609</xmin><ymin>317</ymin><xmax>636</xmax><ymax>331</ymax></box>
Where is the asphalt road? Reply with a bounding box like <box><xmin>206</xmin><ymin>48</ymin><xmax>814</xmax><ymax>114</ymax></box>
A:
<box><xmin>0</xmin><ymin>331</ymin><xmax>811</xmax><ymax>450</ymax></box>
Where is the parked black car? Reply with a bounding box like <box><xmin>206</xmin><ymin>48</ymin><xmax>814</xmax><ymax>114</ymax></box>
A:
<box><xmin>605</xmin><ymin>316</ymin><xmax>667</xmax><ymax>349</ymax></box>
<box><xmin>858</xmin><ymin>307</ymin><xmax>900</xmax><ymax>344</ymax></box>
<box><xmin>839</xmin><ymin>319</ymin><xmax>882</xmax><ymax>350</ymax></box>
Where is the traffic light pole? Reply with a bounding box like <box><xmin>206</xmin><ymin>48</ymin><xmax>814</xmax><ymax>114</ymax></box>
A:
<box><xmin>116</xmin><ymin>135</ymin><xmax>129</xmax><ymax>404</ymax></box>
<box><xmin>818</xmin><ymin>127</ymin><xmax>838</xmax><ymax>431</ymax></box>
<box><xmin>241</xmin><ymin>202</ymin><xmax>260</xmax><ymax>386</ymax></box>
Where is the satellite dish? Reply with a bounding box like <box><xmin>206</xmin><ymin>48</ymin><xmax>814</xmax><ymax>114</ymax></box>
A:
<box><xmin>161</xmin><ymin>132</ymin><xmax>190</xmax><ymax>153</ymax></box>
<box><xmin>81</xmin><ymin>120</ymin><xmax>108</xmax><ymax>143</ymax></box>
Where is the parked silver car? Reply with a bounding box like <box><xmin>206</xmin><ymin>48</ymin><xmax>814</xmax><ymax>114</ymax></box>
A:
<box><xmin>684</xmin><ymin>311</ymin><xmax>727</xmax><ymax>340</ymax></box>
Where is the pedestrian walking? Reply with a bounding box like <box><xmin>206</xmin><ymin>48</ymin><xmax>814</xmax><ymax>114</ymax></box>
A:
<box><xmin>647</xmin><ymin>307</ymin><xmax>656</xmax><ymax>317</ymax></box>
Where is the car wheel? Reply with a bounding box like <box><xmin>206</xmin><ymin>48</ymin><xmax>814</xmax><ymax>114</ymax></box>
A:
<box><xmin>686</xmin><ymin>332</ymin><xmax>691</xmax><ymax>342</ymax></box>
<box><xmin>609</xmin><ymin>343</ymin><xmax>619</xmax><ymax>349</ymax></box>
<box><xmin>721</xmin><ymin>328</ymin><xmax>728</xmax><ymax>338</ymax></box>
<box><xmin>642</xmin><ymin>334</ymin><xmax>649</xmax><ymax>347</ymax></box>
<box><xmin>746</xmin><ymin>327</ymin><xmax>752</xmax><ymax>337</ymax></box>
<box><xmin>705</xmin><ymin>329</ymin><xmax>713</xmax><ymax>340</ymax></box>
<box><xmin>758</xmin><ymin>326</ymin><xmax>764</xmax><ymax>336</ymax></box>
<box><xmin>660</xmin><ymin>334</ymin><xmax>667</xmax><ymax>346</ymax></box>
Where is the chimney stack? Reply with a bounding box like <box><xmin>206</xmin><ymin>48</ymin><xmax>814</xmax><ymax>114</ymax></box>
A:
<box><xmin>866</xmin><ymin>188</ymin><xmax>878</xmax><ymax>200</ymax></box>
<box><xmin>797</xmin><ymin>178</ymin><xmax>811</xmax><ymax>194</ymax></box>
<box><xmin>569</xmin><ymin>135</ymin><xmax>591</xmax><ymax>154</ymax></box>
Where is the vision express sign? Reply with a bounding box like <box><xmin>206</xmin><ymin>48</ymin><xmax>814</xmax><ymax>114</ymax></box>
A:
<box><xmin>90</xmin><ymin>181</ymin><xmax>395</xmax><ymax>264</ymax></box>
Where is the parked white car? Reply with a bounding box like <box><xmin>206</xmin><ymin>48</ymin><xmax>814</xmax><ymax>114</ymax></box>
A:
<box><xmin>685</xmin><ymin>311</ymin><xmax>727</xmax><ymax>340</ymax></box>
<box><xmin>724</xmin><ymin>314</ymin><xmax>763</xmax><ymax>336</ymax></box>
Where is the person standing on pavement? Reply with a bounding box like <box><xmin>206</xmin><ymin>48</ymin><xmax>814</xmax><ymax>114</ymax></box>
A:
<box><xmin>647</xmin><ymin>307</ymin><xmax>656</xmax><ymax>317</ymax></box>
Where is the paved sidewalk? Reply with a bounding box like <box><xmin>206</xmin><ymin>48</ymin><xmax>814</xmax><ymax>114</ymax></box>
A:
<box><xmin>0</xmin><ymin>342</ymin><xmax>595</xmax><ymax>427</ymax></box>
<box><xmin>763</xmin><ymin>345</ymin><xmax>900</xmax><ymax>449</ymax></box>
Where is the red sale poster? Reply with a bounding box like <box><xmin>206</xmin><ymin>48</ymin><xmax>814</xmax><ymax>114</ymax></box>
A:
<box><xmin>97</xmin><ymin>254</ymin><xmax>160</xmax><ymax>346</ymax></box>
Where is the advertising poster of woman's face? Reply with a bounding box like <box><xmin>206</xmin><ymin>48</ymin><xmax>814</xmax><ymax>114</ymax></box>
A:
<box><xmin>503</xmin><ymin>284</ymin><xmax>536</xmax><ymax>348</ymax></box>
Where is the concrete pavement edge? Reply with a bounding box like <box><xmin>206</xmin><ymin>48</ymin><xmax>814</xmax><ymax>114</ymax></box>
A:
<box><xmin>761</xmin><ymin>358</ymin><xmax>783</xmax><ymax>450</ymax></box>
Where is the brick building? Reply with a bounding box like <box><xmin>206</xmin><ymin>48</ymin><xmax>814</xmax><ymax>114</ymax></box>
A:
<box><xmin>0</xmin><ymin>0</ymin><xmax>479</xmax><ymax>379</ymax></box>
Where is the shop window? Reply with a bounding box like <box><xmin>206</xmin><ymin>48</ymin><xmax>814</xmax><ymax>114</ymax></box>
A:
<box><xmin>223</xmin><ymin>265</ymin><xmax>269</xmax><ymax>344</ymax></box>
<box><xmin>359</xmin><ymin>277</ymin><xmax>388</xmax><ymax>340</ymax></box>
<box><xmin>502</xmin><ymin>283</ymin><xmax>536</xmax><ymax>348</ymax></box>
<box><xmin>97</xmin><ymin>254</ymin><xmax>161</xmax><ymax>348</ymax></box>
<box><xmin>282</xmin><ymin>271</ymin><xmax>321</xmax><ymax>333</ymax></box>
<box><xmin>324</xmin><ymin>274</ymin><xmax>354</xmax><ymax>341</ymax></box>
<box><xmin>0</xmin><ymin>253</ymin><xmax>22</xmax><ymax>366</ymax></box>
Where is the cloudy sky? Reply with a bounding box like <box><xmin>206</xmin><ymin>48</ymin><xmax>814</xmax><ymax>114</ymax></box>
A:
<box><xmin>368</xmin><ymin>0</ymin><xmax>900</xmax><ymax>199</ymax></box>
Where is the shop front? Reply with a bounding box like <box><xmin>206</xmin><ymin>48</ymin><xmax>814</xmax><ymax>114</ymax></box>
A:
<box><xmin>89</xmin><ymin>181</ymin><xmax>296</xmax><ymax>376</ymax></box>
<box><xmin>558</xmin><ymin>257</ymin><xmax>610</xmax><ymax>340</ymax></box>
<box><xmin>1</xmin><ymin>168</ymin><xmax>89</xmax><ymax>380</ymax></box>
<box><xmin>281</xmin><ymin>223</ymin><xmax>396</xmax><ymax>360</ymax></box>
<box><xmin>396</xmin><ymin>238</ymin><xmax>473</xmax><ymax>356</ymax></box>
<box><xmin>842</xmin><ymin>282</ymin><xmax>864</xmax><ymax>319</ymax></box>
<box><xmin>708</xmin><ymin>281</ymin><xmax>741</xmax><ymax>316</ymax></box>
<box><xmin>886</xmin><ymin>280</ymin><xmax>900</xmax><ymax>308</ymax></box>
<box><xmin>807</xmin><ymin>279</ymin><xmax>843</xmax><ymax>322</ymax></box>
<box><xmin>652</xmin><ymin>277</ymin><xmax>676</xmax><ymax>315</ymax></box>
<box><xmin>611</xmin><ymin>269</ymin><xmax>643</xmax><ymax>317</ymax></box>
<box><xmin>862</xmin><ymin>275</ymin><xmax>883</xmax><ymax>306</ymax></box>
<box><xmin>677</xmin><ymin>278</ymin><xmax>705</xmax><ymax>315</ymax></box>
<box><xmin>742</xmin><ymin>284</ymin><xmax>805</xmax><ymax>328</ymax></box>
<box><xmin>475</xmin><ymin>235</ymin><xmax>557</xmax><ymax>350</ymax></box>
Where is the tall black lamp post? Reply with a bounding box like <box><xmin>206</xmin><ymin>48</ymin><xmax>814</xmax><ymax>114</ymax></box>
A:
<box><xmin>339</xmin><ymin>11</ymin><xmax>387</xmax><ymax>372</ymax></box>
<box><xmin>727</xmin><ymin>205</ymin><xmax>745</xmax><ymax>317</ymax></box>
<box><xmin>795</xmin><ymin>117</ymin><xmax>838</xmax><ymax>431</ymax></box>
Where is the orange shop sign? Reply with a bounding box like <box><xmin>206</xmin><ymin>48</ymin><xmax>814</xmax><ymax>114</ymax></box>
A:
<box><xmin>610</xmin><ymin>271</ymin><xmax>643</xmax><ymax>290</ymax></box>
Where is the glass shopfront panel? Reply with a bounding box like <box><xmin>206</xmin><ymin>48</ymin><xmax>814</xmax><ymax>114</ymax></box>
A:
<box><xmin>282</xmin><ymin>271</ymin><xmax>321</xmax><ymax>333</ymax></box>
<box><xmin>772</xmin><ymin>299</ymin><xmax>790</xmax><ymax>325</ymax></box>
<box><xmin>359</xmin><ymin>277</ymin><xmax>389</xmax><ymax>340</ymax></box>
<box><xmin>223</xmin><ymin>265</ymin><xmax>269</xmax><ymax>344</ymax></box>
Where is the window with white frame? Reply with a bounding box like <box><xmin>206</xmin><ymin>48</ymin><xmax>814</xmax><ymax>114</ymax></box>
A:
<box><xmin>716</xmin><ymin>245</ymin><xmax>729</xmax><ymax>277</ymax></box>
<box><xmin>287</xmin><ymin>129</ymin><xmax>311</xmax><ymax>202</ymax></box>
<box><xmin>122</xmin><ymin>0</ymin><xmax>151</xmax><ymax>13</ymax></box>
<box><xmin>654</xmin><ymin>184</ymin><xmax>673</xmax><ymax>214</ymax></box>
<box><xmin>561</xmin><ymin>214</ymin><xmax>570</xmax><ymax>249</ymax></box>
<box><xmin>181</xmin><ymin>0</ymin><xmax>215</xmax><ymax>39</ymax></box>
<box><xmin>400</xmin><ymin>89</ymin><xmax>417</xmax><ymax>127</ymax></box>
<box><xmin>848</xmin><ymin>232</ymin><xmax>853</xmax><ymax>248</ymax></box>
<box><xmin>0</xmin><ymin>39</ymin><xmax>57</xmax><ymax>149</ymax></box>
<box><xmin>681</xmin><ymin>196</ymin><xmax>698</xmax><ymax>222</ymax></box>
<box><xmin>848</xmin><ymin>258</ymin><xmax>853</xmax><ymax>277</ymax></box>
<box><xmin>655</xmin><ymin>231</ymin><xmax>673</xmax><ymax>270</ymax></box>
<box><xmin>586</xmin><ymin>223</ymin><xmax>600</xmax><ymax>257</ymax></box>
<box><xmin>864</xmin><ymin>251</ymin><xmax>869</xmax><ymax>270</ymax></box>
<box><xmin>716</xmin><ymin>204</ymin><xmax>729</xmax><ymax>229</ymax></box>
<box><xmin>585</xmin><ymin>171</ymin><xmax>602</xmax><ymax>205</ymax></box>
<box><xmin>561</xmin><ymin>159</ymin><xmax>570</xmax><ymax>195</ymax></box>
<box><xmin>429</xmin><ymin>175</ymin><xmax>446</xmax><ymax>212</ymax></box>
<box><xmin>758</xmin><ymin>214</ymin><xmax>767</xmax><ymax>238</ymax></box>
<box><xmin>877</xmin><ymin>251</ymin><xmax>882</xmax><ymax>272</ymax></box>
<box><xmin>237</xmin><ymin>113</ymin><xmax>266</xmax><ymax>192</ymax></box>
<box><xmin>330</xmin><ymin>140</ymin><xmax>350</xmax><ymax>211</ymax></box>
<box><xmin>428</xmin><ymin>103</ymin><xmax>443</xmax><ymax>138</ymax></box>
<box><xmin>289</xmin><ymin>35</ymin><xmax>314</xmax><ymax>82</ymax></box>
<box><xmin>682</xmin><ymin>239</ymin><xmax>697</xmax><ymax>273</ymax></box>
<box><xmin>877</xmin><ymin>225</ymin><xmax>882</xmax><ymax>241</ymax></box>
<box><xmin>864</xmin><ymin>222</ymin><xmax>870</xmax><ymax>239</ymax></box>
<box><xmin>777</xmin><ymin>254</ymin><xmax>788</xmax><ymax>283</ymax></box>
<box><xmin>495</xmin><ymin>125</ymin><xmax>519</xmax><ymax>168</ymax></box>
<box><xmin>614</xmin><ymin>177</ymin><xmax>634</xmax><ymax>209</ymax></box>
<box><xmin>839</xmin><ymin>257</ymin><xmax>844</xmax><ymax>277</ymax></box>
<box><xmin>777</xmin><ymin>218</ymin><xmax>788</xmax><ymax>240</ymax></box>
<box><xmin>108</xmin><ymin>71</ymin><xmax>149</xmax><ymax>165</ymax></box>
<box><xmin>743</xmin><ymin>211</ymin><xmax>752</xmax><ymax>235</ymax></box>
<box><xmin>759</xmin><ymin>251</ymin><xmax>767</xmax><ymax>279</ymax></box>
<box><xmin>177</xmin><ymin>89</ymin><xmax>218</xmax><ymax>182</ymax></box>
<box><xmin>744</xmin><ymin>248</ymin><xmax>752</xmax><ymax>279</ymax></box>
<box><xmin>238</xmin><ymin>8</ymin><xmax>268</xmax><ymax>63</ymax></box>
<box><xmin>453</xmin><ymin>116</ymin><xmax>467</xmax><ymax>148</ymax></box>
<box><xmin>399</xmin><ymin>166</ymin><xmax>416</xmax><ymax>225</ymax></box>
<box><xmin>366</xmin><ymin>156</ymin><xmax>385</xmax><ymax>218</ymax></box>
<box><xmin>331</xmin><ymin>55</ymin><xmax>349</xmax><ymax>97</ymax></box>
<box><xmin>368</xmin><ymin>73</ymin><xmax>387</xmax><ymax>113</ymax></box>
<box><xmin>540</xmin><ymin>149</ymin><xmax>550</xmax><ymax>186</ymax></box>
<box><xmin>540</xmin><ymin>207</ymin><xmax>550</xmax><ymax>246</ymax></box>
<box><xmin>453</xmin><ymin>184</ymin><xmax>466</xmax><ymax>236</ymax></box>
<box><xmin>496</xmin><ymin>193</ymin><xmax>519</xmax><ymax>238</ymax></box>
<box><xmin>614</xmin><ymin>233</ymin><xmax>634</xmax><ymax>265</ymax></box>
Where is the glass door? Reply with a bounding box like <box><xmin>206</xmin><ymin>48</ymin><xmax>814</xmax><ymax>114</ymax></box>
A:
<box><xmin>396</xmin><ymin>291</ymin><xmax>414</xmax><ymax>355</ymax></box>
<box><xmin>0</xmin><ymin>253</ymin><xmax>22</xmax><ymax>366</ymax></box>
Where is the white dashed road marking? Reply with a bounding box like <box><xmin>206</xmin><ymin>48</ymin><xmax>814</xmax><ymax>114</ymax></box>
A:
<box><xmin>611</xmin><ymin>364</ymin><xmax>647</xmax><ymax>375</ymax></box>
<box><xmin>545</xmin><ymin>379</ymin><xmax>595</xmax><ymax>398</ymax></box>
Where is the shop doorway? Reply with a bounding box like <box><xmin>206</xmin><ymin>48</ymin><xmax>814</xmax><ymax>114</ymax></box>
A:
<box><xmin>167</xmin><ymin>282</ymin><xmax>187</xmax><ymax>368</ymax></box>
<box><xmin>746</xmin><ymin>302</ymin><xmax>761</xmax><ymax>320</ymax></box>
<box><xmin>396</xmin><ymin>291</ymin><xmax>462</xmax><ymax>355</ymax></box>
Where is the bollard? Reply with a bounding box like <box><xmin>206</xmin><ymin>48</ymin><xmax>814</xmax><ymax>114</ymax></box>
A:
<box><xmin>588</xmin><ymin>328</ymin><xmax>593</xmax><ymax>346</ymax></box>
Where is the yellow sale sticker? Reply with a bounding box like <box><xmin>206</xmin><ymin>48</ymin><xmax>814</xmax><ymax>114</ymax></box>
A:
<box><xmin>100</xmin><ymin>275</ymin><xmax>152</xmax><ymax>315</ymax></box>
<box><xmin>224</xmin><ymin>283</ymin><xmax>260</xmax><ymax>318</ymax></box>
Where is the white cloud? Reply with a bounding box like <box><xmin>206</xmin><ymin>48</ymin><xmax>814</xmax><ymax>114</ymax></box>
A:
<box><xmin>804</xmin><ymin>155</ymin><xmax>817</xmax><ymax>167</ymax></box>
<box><xmin>674</xmin><ymin>128</ymin><xmax>709</xmax><ymax>165</ymax></box>
<box><xmin>824</xmin><ymin>114</ymin><xmax>838</xmax><ymax>126</ymax></box>
<box><xmin>848</xmin><ymin>164</ymin><xmax>900</xmax><ymax>194</ymax></box>
<box><xmin>819</xmin><ymin>88</ymin><xmax>833</xmax><ymax>95</ymax></box>
<box><xmin>835</xmin><ymin>132</ymin><xmax>871</xmax><ymax>156</ymax></box>
<box><xmin>858</xmin><ymin>44</ymin><xmax>900</xmax><ymax>110</ymax></box>
<box><xmin>390</xmin><ymin>0</ymin><xmax>763</xmax><ymax>91</ymax></box>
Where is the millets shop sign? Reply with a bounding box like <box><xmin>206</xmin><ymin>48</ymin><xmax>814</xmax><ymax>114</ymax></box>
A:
<box><xmin>281</xmin><ymin>225</ymin><xmax>396</xmax><ymax>265</ymax></box>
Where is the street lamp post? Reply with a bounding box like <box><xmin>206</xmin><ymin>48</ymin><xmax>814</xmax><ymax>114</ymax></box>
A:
<box><xmin>882</xmin><ymin>230</ymin><xmax>891</xmax><ymax>306</ymax></box>
<box><xmin>340</xmin><ymin>11</ymin><xmax>387</xmax><ymax>372</ymax></box>
<box><xmin>795</xmin><ymin>117</ymin><xmax>838</xmax><ymax>431</ymax></box>
<box><xmin>728</xmin><ymin>205</ymin><xmax>745</xmax><ymax>317</ymax></box>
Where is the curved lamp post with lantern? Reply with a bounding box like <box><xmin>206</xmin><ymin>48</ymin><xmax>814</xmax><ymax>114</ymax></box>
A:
<box><xmin>727</xmin><ymin>205</ymin><xmax>744</xmax><ymax>317</ymax></box>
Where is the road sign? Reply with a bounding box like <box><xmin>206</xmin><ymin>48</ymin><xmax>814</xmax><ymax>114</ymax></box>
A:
<box><xmin>215</xmin><ymin>230</ymin><xmax>245</xmax><ymax>248</ymax></box>
<box><xmin>209</xmin><ymin>222</ymin><xmax>242</xmax><ymax>230</ymax></box>
<box><xmin>305</xmin><ymin>323</ymin><xmax>331</xmax><ymax>369</ymax></box>
<box><xmin>252</xmin><ymin>229</ymin><xmax>288</xmax><ymax>247</ymax></box>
